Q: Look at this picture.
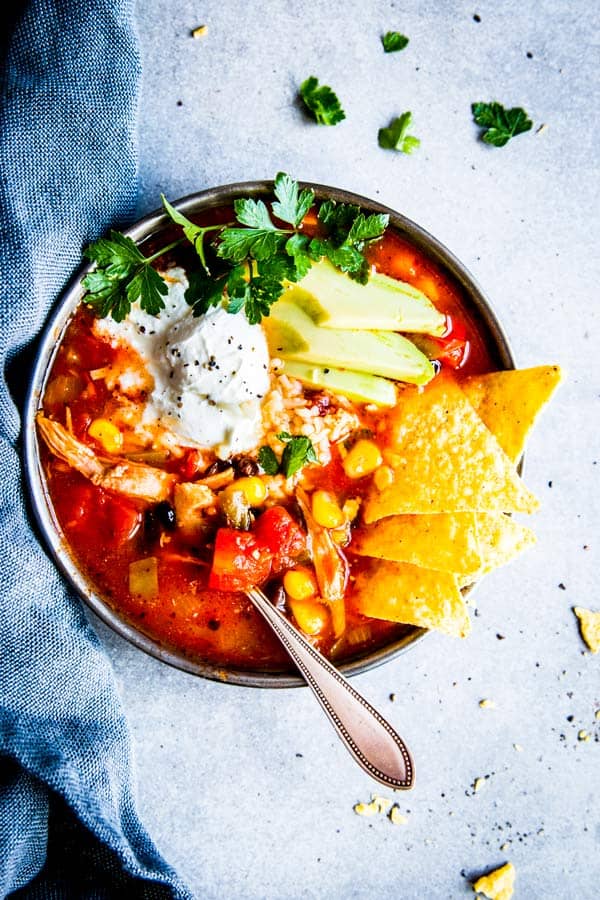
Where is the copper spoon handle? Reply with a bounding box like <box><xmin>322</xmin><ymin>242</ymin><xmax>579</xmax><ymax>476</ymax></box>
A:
<box><xmin>246</xmin><ymin>587</ymin><xmax>414</xmax><ymax>790</ymax></box>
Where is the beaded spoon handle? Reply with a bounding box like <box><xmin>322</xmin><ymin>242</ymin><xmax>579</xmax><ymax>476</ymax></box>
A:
<box><xmin>246</xmin><ymin>587</ymin><xmax>414</xmax><ymax>790</ymax></box>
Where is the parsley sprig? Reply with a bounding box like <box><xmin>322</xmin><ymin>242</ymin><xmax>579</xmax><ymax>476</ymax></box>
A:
<box><xmin>182</xmin><ymin>172</ymin><xmax>388</xmax><ymax>321</ymax></box>
<box><xmin>82</xmin><ymin>232</ymin><xmax>177</xmax><ymax>322</ymax></box>
<box><xmin>82</xmin><ymin>173</ymin><xmax>388</xmax><ymax>325</ymax></box>
<box><xmin>471</xmin><ymin>101</ymin><xmax>533</xmax><ymax>147</ymax></box>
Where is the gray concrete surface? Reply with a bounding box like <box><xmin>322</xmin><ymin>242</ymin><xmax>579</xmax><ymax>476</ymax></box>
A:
<box><xmin>96</xmin><ymin>1</ymin><xmax>600</xmax><ymax>896</ymax></box>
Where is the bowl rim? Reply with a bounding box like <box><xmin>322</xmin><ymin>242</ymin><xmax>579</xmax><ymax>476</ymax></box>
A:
<box><xmin>24</xmin><ymin>178</ymin><xmax>515</xmax><ymax>689</ymax></box>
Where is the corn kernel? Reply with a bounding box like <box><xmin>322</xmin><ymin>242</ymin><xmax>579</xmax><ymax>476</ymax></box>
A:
<box><xmin>342</xmin><ymin>497</ymin><xmax>361</xmax><ymax>522</ymax></box>
<box><xmin>283</xmin><ymin>566</ymin><xmax>318</xmax><ymax>601</ymax></box>
<box><xmin>342</xmin><ymin>439</ymin><xmax>383</xmax><ymax>479</ymax></box>
<box><xmin>311</xmin><ymin>489</ymin><xmax>345</xmax><ymax>528</ymax></box>
<box><xmin>234</xmin><ymin>476</ymin><xmax>268</xmax><ymax>506</ymax></box>
<box><xmin>373</xmin><ymin>465</ymin><xmax>394</xmax><ymax>491</ymax></box>
<box><xmin>88</xmin><ymin>418</ymin><xmax>123</xmax><ymax>454</ymax></box>
<box><xmin>289</xmin><ymin>598</ymin><xmax>329</xmax><ymax>635</ymax></box>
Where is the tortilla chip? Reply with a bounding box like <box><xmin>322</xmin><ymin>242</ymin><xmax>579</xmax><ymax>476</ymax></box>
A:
<box><xmin>351</xmin><ymin>512</ymin><xmax>482</xmax><ymax>577</ymax></box>
<box><xmin>457</xmin><ymin>513</ymin><xmax>537</xmax><ymax>588</ymax></box>
<box><xmin>573</xmin><ymin>607</ymin><xmax>600</xmax><ymax>653</ymax></box>
<box><xmin>363</xmin><ymin>375</ymin><xmax>539</xmax><ymax>523</ymax></box>
<box><xmin>353</xmin><ymin>560</ymin><xmax>470</xmax><ymax>637</ymax></box>
<box><xmin>462</xmin><ymin>365</ymin><xmax>562</xmax><ymax>463</ymax></box>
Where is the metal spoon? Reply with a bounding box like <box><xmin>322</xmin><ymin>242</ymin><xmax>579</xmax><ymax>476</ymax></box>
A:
<box><xmin>246</xmin><ymin>587</ymin><xmax>414</xmax><ymax>790</ymax></box>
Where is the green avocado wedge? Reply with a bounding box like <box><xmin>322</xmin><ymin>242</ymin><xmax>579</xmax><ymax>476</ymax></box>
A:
<box><xmin>263</xmin><ymin>300</ymin><xmax>436</xmax><ymax>385</ymax></box>
<box><xmin>282</xmin><ymin>360</ymin><xmax>398</xmax><ymax>406</ymax></box>
<box><xmin>287</xmin><ymin>259</ymin><xmax>446</xmax><ymax>335</ymax></box>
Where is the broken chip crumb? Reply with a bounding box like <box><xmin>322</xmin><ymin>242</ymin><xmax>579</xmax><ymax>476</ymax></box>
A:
<box><xmin>371</xmin><ymin>795</ymin><xmax>393</xmax><ymax>813</ymax></box>
<box><xmin>473</xmin><ymin>776</ymin><xmax>487</xmax><ymax>793</ymax></box>
<box><xmin>472</xmin><ymin>861</ymin><xmax>515</xmax><ymax>900</ymax></box>
<box><xmin>513</xmin><ymin>743</ymin><xmax>523</xmax><ymax>752</ymax></box>
<box><xmin>389</xmin><ymin>805</ymin><xmax>408</xmax><ymax>825</ymax></box>
<box><xmin>479</xmin><ymin>698</ymin><xmax>496</xmax><ymax>709</ymax></box>
<box><xmin>353</xmin><ymin>801</ymin><xmax>378</xmax><ymax>818</ymax></box>
<box><xmin>191</xmin><ymin>24</ymin><xmax>208</xmax><ymax>38</ymax></box>
<box><xmin>353</xmin><ymin>795</ymin><xmax>393</xmax><ymax>817</ymax></box>
<box><xmin>573</xmin><ymin>606</ymin><xmax>600</xmax><ymax>653</ymax></box>
<box><xmin>577</xmin><ymin>729</ymin><xmax>591</xmax><ymax>743</ymax></box>
<box><xmin>499</xmin><ymin>842</ymin><xmax>510</xmax><ymax>852</ymax></box>
<box><xmin>595</xmin><ymin>710</ymin><xmax>600</xmax><ymax>721</ymax></box>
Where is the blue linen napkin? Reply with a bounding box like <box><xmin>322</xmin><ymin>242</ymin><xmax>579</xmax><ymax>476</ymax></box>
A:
<box><xmin>0</xmin><ymin>3</ymin><xmax>193</xmax><ymax>896</ymax></box>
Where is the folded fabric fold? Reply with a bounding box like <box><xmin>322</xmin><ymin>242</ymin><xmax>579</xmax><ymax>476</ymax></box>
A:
<box><xmin>0</xmin><ymin>2</ymin><xmax>192</xmax><ymax>896</ymax></box>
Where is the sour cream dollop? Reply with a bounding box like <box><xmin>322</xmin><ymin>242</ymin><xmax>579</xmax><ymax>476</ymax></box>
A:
<box><xmin>94</xmin><ymin>268</ymin><xmax>270</xmax><ymax>457</ymax></box>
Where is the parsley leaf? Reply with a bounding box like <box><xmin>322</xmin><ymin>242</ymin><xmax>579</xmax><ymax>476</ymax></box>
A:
<box><xmin>272</xmin><ymin>172</ymin><xmax>315</xmax><ymax>228</ymax></box>
<box><xmin>161</xmin><ymin>195</ymin><xmax>225</xmax><ymax>272</ymax></box>
<box><xmin>471</xmin><ymin>101</ymin><xmax>533</xmax><ymax>147</ymax></box>
<box><xmin>378</xmin><ymin>112</ymin><xmax>421</xmax><ymax>153</ymax></box>
<box><xmin>217</xmin><ymin>227</ymin><xmax>289</xmax><ymax>263</ymax></box>
<box><xmin>285</xmin><ymin>233</ymin><xmax>313</xmax><ymax>280</ymax></box>
<box><xmin>311</xmin><ymin>200</ymin><xmax>387</xmax><ymax>282</ymax></box>
<box><xmin>185</xmin><ymin>268</ymin><xmax>227</xmax><ymax>317</ymax></box>
<box><xmin>299</xmin><ymin>76</ymin><xmax>346</xmax><ymax>126</ymax></box>
<box><xmin>83</xmin><ymin>230</ymin><xmax>169</xmax><ymax>322</ymax></box>
<box><xmin>276</xmin><ymin>432</ymin><xmax>319</xmax><ymax>478</ymax></box>
<box><xmin>382</xmin><ymin>31</ymin><xmax>409</xmax><ymax>53</ymax></box>
<box><xmin>258</xmin><ymin>446</ymin><xmax>279</xmax><ymax>475</ymax></box>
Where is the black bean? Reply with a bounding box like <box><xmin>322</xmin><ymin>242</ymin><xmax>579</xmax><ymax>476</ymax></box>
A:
<box><xmin>234</xmin><ymin>456</ymin><xmax>260</xmax><ymax>477</ymax></box>
<box><xmin>155</xmin><ymin>501</ymin><xmax>176</xmax><ymax>531</ymax></box>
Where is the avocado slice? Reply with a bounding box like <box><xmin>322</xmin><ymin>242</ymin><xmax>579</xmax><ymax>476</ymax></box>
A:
<box><xmin>286</xmin><ymin>259</ymin><xmax>446</xmax><ymax>335</ymax></box>
<box><xmin>264</xmin><ymin>300</ymin><xmax>435</xmax><ymax>385</ymax></box>
<box><xmin>282</xmin><ymin>360</ymin><xmax>398</xmax><ymax>406</ymax></box>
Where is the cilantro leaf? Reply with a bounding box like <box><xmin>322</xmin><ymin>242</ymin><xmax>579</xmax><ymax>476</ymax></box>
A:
<box><xmin>258</xmin><ymin>446</ymin><xmax>279</xmax><ymax>475</ymax></box>
<box><xmin>471</xmin><ymin>101</ymin><xmax>533</xmax><ymax>147</ymax></box>
<box><xmin>299</xmin><ymin>76</ymin><xmax>346</xmax><ymax>126</ymax></box>
<box><xmin>272</xmin><ymin>172</ymin><xmax>315</xmax><ymax>227</ymax></box>
<box><xmin>378</xmin><ymin>112</ymin><xmax>421</xmax><ymax>153</ymax></box>
<box><xmin>382</xmin><ymin>31</ymin><xmax>409</xmax><ymax>53</ymax></box>
<box><xmin>276</xmin><ymin>432</ymin><xmax>319</xmax><ymax>478</ymax></box>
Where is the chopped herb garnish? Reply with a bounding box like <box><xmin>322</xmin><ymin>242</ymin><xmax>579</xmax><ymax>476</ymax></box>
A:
<box><xmin>258</xmin><ymin>446</ymin><xmax>279</xmax><ymax>475</ymax></box>
<box><xmin>257</xmin><ymin>434</ymin><xmax>318</xmax><ymax>478</ymax></box>
<box><xmin>471</xmin><ymin>101</ymin><xmax>533</xmax><ymax>147</ymax></box>
<box><xmin>82</xmin><ymin>173</ymin><xmax>389</xmax><ymax>324</ymax></box>
<box><xmin>82</xmin><ymin>232</ymin><xmax>173</xmax><ymax>322</ymax></box>
<box><xmin>378</xmin><ymin>112</ymin><xmax>421</xmax><ymax>154</ymax></box>
<box><xmin>277</xmin><ymin>432</ymin><xmax>319</xmax><ymax>478</ymax></box>
<box><xmin>382</xmin><ymin>31</ymin><xmax>409</xmax><ymax>53</ymax></box>
<box><xmin>299</xmin><ymin>76</ymin><xmax>346</xmax><ymax>126</ymax></box>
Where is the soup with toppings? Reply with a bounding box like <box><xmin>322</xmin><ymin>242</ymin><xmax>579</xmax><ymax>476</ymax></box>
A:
<box><xmin>37</xmin><ymin>184</ymin><xmax>501</xmax><ymax>673</ymax></box>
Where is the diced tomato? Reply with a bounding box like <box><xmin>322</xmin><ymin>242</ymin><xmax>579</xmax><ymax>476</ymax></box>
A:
<box><xmin>104</xmin><ymin>499</ymin><xmax>142</xmax><ymax>544</ymax></box>
<box><xmin>433</xmin><ymin>315</ymin><xmax>470</xmax><ymax>370</ymax></box>
<box><xmin>253</xmin><ymin>506</ymin><xmax>307</xmax><ymax>571</ymax></box>
<box><xmin>209</xmin><ymin>529</ymin><xmax>272</xmax><ymax>592</ymax></box>
<box><xmin>179</xmin><ymin>448</ymin><xmax>205</xmax><ymax>481</ymax></box>
<box><xmin>64</xmin><ymin>482</ymin><xmax>97</xmax><ymax>528</ymax></box>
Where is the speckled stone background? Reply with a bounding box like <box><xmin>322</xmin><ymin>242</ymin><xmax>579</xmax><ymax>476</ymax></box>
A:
<box><xmin>93</xmin><ymin>1</ymin><xmax>599</xmax><ymax>896</ymax></box>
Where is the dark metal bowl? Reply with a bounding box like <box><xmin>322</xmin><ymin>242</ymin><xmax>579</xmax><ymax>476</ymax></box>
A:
<box><xmin>24</xmin><ymin>180</ymin><xmax>515</xmax><ymax>688</ymax></box>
